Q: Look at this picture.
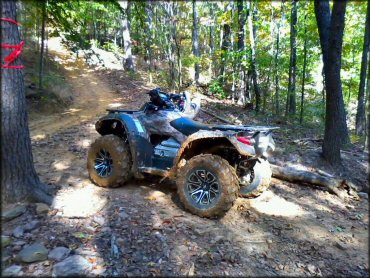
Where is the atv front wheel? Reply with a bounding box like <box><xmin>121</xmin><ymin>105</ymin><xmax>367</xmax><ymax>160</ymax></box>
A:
<box><xmin>177</xmin><ymin>154</ymin><xmax>239</xmax><ymax>218</ymax></box>
<box><xmin>87</xmin><ymin>135</ymin><xmax>132</xmax><ymax>187</ymax></box>
<box><xmin>239</xmin><ymin>159</ymin><xmax>272</xmax><ymax>198</ymax></box>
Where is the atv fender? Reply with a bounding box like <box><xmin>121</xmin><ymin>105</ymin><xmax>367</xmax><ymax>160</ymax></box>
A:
<box><xmin>95</xmin><ymin>113</ymin><xmax>152</xmax><ymax>178</ymax></box>
<box><xmin>173</xmin><ymin>130</ymin><xmax>256</xmax><ymax>167</ymax></box>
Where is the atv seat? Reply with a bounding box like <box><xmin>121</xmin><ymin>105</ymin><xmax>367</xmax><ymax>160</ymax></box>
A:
<box><xmin>170</xmin><ymin>117</ymin><xmax>212</xmax><ymax>136</ymax></box>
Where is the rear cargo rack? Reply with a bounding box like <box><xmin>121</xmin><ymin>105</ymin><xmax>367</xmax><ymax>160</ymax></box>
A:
<box><xmin>106</xmin><ymin>109</ymin><xmax>139</xmax><ymax>114</ymax></box>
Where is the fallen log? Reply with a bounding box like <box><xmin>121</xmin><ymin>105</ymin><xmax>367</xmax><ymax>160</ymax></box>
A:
<box><xmin>199</xmin><ymin>108</ymin><xmax>234</xmax><ymax>124</ymax></box>
<box><xmin>270</xmin><ymin>164</ymin><xmax>358</xmax><ymax>200</ymax></box>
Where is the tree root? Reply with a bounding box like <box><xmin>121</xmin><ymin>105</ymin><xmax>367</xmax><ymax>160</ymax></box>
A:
<box><xmin>30</xmin><ymin>182</ymin><xmax>54</xmax><ymax>205</ymax></box>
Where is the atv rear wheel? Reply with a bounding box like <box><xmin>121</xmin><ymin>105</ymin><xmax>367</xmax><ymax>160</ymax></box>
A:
<box><xmin>177</xmin><ymin>154</ymin><xmax>239</xmax><ymax>218</ymax></box>
<box><xmin>239</xmin><ymin>159</ymin><xmax>272</xmax><ymax>198</ymax></box>
<box><xmin>87</xmin><ymin>135</ymin><xmax>132</xmax><ymax>188</ymax></box>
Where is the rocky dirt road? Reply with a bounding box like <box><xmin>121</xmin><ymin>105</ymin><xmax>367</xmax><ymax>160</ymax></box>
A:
<box><xmin>2</xmin><ymin>40</ymin><xmax>368</xmax><ymax>277</ymax></box>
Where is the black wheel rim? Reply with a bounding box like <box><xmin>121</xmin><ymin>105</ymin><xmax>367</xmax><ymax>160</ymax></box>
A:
<box><xmin>185</xmin><ymin>168</ymin><xmax>220</xmax><ymax>208</ymax></box>
<box><xmin>94</xmin><ymin>149</ymin><xmax>113</xmax><ymax>177</ymax></box>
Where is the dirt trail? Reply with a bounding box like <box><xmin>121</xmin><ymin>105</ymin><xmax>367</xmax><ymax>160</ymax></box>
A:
<box><xmin>28</xmin><ymin>37</ymin><xmax>122</xmax><ymax>140</ymax></box>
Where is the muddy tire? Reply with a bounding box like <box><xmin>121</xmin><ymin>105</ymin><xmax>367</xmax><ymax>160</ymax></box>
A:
<box><xmin>87</xmin><ymin>135</ymin><xmax>132</xmax><ymax>188</ymax></box>
<box><xmin>239</xmin><ymin>159</ymin><xmax>272</xmax><ymax>198</ymax></box>
<box><xmin>177</xmin><ymin>154</ymin><xmax>239</xmax><ymax>218</ymax></box>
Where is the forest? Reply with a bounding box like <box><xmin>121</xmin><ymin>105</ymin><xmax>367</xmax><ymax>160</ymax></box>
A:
<box><xmin>1</xmin><ymin>0</ymin><xmax>369</xmax><ymax>277</ymax></box>
<box><xmin>16</xmin><ymin>0</ymin><xmax>369</xmax><ymax>162</ymax></box>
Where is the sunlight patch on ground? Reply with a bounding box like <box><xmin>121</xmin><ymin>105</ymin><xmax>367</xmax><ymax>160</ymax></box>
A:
<box><xmin>249</xmin><ymin>191</ymin><xmax>307</xmax><ymax>217</ymax></box>
<box><xmin>31</xmin><ymin>134</ymin><xmax>46</xmax><ymax>141</ymax></box>
<box><xmin>53</xmin><ymin>184</ymin><xmax>108</xmax><ymax>218</ymax></box>
<box><xmin>107</xmin><ymin>103</ymin><xmax>123</xmax><ymax>108</ymax></box>
<box><xmin>52</xmin><ymin>160</ymin><xmax>71</xmax><ymax>171</ymax></box>
<box><xmin>61</xmin><ymin>108</ymin><xmax>82</xmax><ymax>115</ymax></box>
<box><xmin>77</xmin><ymin>139</ymin><xmax>92</xmax><ymax>149</ymax></box>
<box><xmin>144</xmin><ymin>190</ymin><xmax>168</xmax><ymax>203</ymax></box>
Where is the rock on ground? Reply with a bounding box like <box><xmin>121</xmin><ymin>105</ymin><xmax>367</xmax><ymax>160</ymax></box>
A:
<box><xmin>23</xmin><ymin>220</ymin><xmax>40</xmax><ymax>232</ymax></box>
<box><xmin>35</xmin><ymin>203</ymin><xmax>49</xmax><ymax>214</ymax></box>
<box><xmin>48</xmin><ymin>247</ymin><xmax>71</xmax><ymax>261</ymax></box>
<box><xmin>2</xmin><ymin>265</ymin><xmax>23</xmax><ymax>276</ymax></box>
<box><xmin>2</xmin><ymin>235</ymin><xmax>12</xmax><ymax>248</ymax></box>
<box><xmin>52</xmin><ymin>255</ymin><xmax>92</xmax><ymax>276</ymax></box>
<box><xmin>2</xmin><ymin>205</ymin><xmax>27</xmax><ymax>222</ymax></box>
<box><xmin>17</xmin><ymin>243</ymin><xmax>49</xmax><ymax>263</ymax></box>
<box><xmin>12</xmin><ymin>226</ymin><xmax>24</xmax><ymax>238</ymax></box>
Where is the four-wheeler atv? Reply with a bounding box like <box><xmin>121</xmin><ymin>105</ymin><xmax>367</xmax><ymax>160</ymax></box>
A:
<box><xmin>87</xmin><ymin>89</ymin><xmax>277</xmax><ymax>218</ymax></box>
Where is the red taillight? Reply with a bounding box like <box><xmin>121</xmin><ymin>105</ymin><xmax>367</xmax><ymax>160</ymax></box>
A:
<box><xmin>237</xmin><ymin>136</ymin><xmax>253</xmax><ymax>145</ymax></box>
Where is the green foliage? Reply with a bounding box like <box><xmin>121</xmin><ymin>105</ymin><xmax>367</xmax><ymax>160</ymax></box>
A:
<box><xmin>209</xmin><ymin>78</ymin><xmax>227</xmax><ymax>99</ymax></box>
<box><xmin>18</xmin><ymin>0</ymin><xmax>368</xmax><ymax>130</ymax></box>
<box><xmin>101</xmin><ymin>41</ymin><xmax>122</xmax><ymax>54</ymax></box>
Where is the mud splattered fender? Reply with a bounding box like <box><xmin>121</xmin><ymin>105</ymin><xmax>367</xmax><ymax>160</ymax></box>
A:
<box><xmin>172</xmin><ymin>130</ymin><xmax>256</xmax><ymax>168</ymax></box>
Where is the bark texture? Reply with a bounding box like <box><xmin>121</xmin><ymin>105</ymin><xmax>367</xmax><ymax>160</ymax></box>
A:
<box><xmin>38</xmin><ymin>0</ymin><xmax>46</xmax><ymax>91</ymax></box>
<box><xmin>237</xmin><ymin>0</ymin><xmax>249</xmax><ymax>106</ymax></box>
<box><xmin>248</xmin><ymin>1</ymin><xmax>261</xmax><ymax>112</ymax></box>
<box><xmin>286</xmin><ymin>0</ymin><xmax>298</xmax><ymax>116</ymax></box>
<box><xmin>300</xmin><ymin>9</ymin><xmax>308</xmax><ymax>124</ymax></box>
<box><xmin>119</xmin><ymin>1</ymin><xmax>134</xmax><ymax>71</ymax></box>
<box><xmin>355</xmin><ymin>0</ymin><xmax>370</xmax><ymax>135</ymax></box>
<box><xmin>192</xmin><ymin>0</ymin><xmax>200</xmax><ymax>84</ymax></box>
<box><xmin>315</xmin><ymin>0</ymin><xmax>350</xmax><ymax>165</ymax></box>
<box><xmin>1</xmin><ymin>1</ymin><xmax>52</xmax><ymax>205</ymax></box>
<box><xmin>270</xmin><ymin>164</ymin><xmax>357</xmax><ymax>200</ymax></box>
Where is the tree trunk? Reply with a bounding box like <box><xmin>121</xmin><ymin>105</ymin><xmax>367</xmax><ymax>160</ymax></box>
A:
<box><xmin>231</xmin><ymin>1</ymin><xmax>237</xmax><ymax>101</ymax></box>
<box><xmin>286</xmin><ymin>0</ymin><xmax>298</xmax><ymax>117</ymax></box>
<box><xmin>274</xmin><ymin>20</ymin><xmax>281</xmax><ymax>115</ymax></box>
<box><xmin>315</xmin><ymin>1</ymin><xmax>331</xmax><ymax>67</ymax></box>
<box><xmin>237</xmin><ymin>0</ymin><xmax>249</xmax><ymax>106</ymax></box>
<box><xmin>164</xmin><ymin>2</ymin><xmax>178</xmax><ymax>90</ymax></box>
<box><xmin>355</xmin><ymin>0</ymin><xmax>370</xmax><ymax>135</ymax></box>
<box><xmin>248</xmin><ymin>0</ymin><xmax>261</xmax><ymax>112</ymax></box>
<box><xmin>220</xmin><ymin>23</ymin><xmax>231</xmax><ymax>86</ymax></box>
<box><xmin>315</xmin><ymin>0</ymin><xmax>350</xmax><ymax>166</ymax></box>
<box><xmin>365</xmin><ymin>52</ymin><xmax>370</xmax><ymax>151</ymax></box>
<box><xmin>209</xmin><ymin>3</ymin><xmax>216</xmax><ymax>78</ymax></box>
<box><xmin>38</xmin><ymin>0</ymin><xmax>46</xmax><ymax>92</ymax></box>
<box><xmin>192</xmin><ymin>0</ymin><xmax>200</xmax><ymax>84</ymax></box>
<box><xmin>300</xmin><ymin>9</ymin><xmax>308</xmax><ymax>124</ymax></box>
<box><xmin>119</xmin><ymin>1</ymin><xmax>134</xmax><ymax>71</ymax></box>
<box><xmin>145</xmin><ymin>0</ymin><xmax>153</xmax><ymax>83</ymax></box>
<box><xmin>1</xmin><ymin>1</ymin><xmax>52</xmax><ymax>205</ymax></box>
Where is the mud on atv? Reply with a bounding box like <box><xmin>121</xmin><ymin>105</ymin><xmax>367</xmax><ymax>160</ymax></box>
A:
<box><xmin>87</xmin><ymin>91</ymin><xmax>277</xmax><ymax>218</ymax></box>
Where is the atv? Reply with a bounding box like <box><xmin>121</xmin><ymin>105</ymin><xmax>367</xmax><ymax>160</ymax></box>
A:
<box><xmin>87</xmin><ymin>89</ymin><xmax>277</xmax><ymax>218</ymax></box>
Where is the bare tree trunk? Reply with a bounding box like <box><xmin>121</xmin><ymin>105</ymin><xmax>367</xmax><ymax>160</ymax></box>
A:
<box><xmin>38</xmin><ymin>0</ymin><xmax>46</xmax><ymax>92</ymax></box>
<box><xmin>248</xmin><ymin>0</ymin><xmax>261</xmax><ymax>112</ymax></box>
<box><xmin>315</xmin><ymin>0</ymin><xmax>350</xmax><ymax>166</ymax></box>
<box><xmin>237</xmin><ymin>0</ymin><xmax>249</xmax><ymax>106</ymax></box>
<box><xmin>145</xmin><ymin>0</ymin><xmax>153</xmax><ymax>83</ymax></box>
<box><xmin>365</xmin><ymin>53</ymin><xmax>370</xmax><ymax>151</ymax></box>
<box><xmin>1</xmin><ymin>1</ymin><xmax>52</xmax><ymax>205</ymax></box>
<box><xmin>300</xmin><ymin>9</ymin><xmax>308</xmax><ymax>124</ymax></box>
<box><xmin>119</xmin><ymin>1</ymin><xmax>134</xmax><ymax>71</ymax></box>
<box><xmin>274</xmin><ymin>19</ymin><xmax>281</xmax><ymax>115</ymax></box>
<box><xmin>164</xmin><ymin>2</ymin><xmax>178</xmax><ymax>90</ymax></box>
<box><xmin>209</xmin><ymin>3</ymin><xmax>216</xmax><ymax>78</ymax></box>
<box><xmin>192</xmin><ymin>0</ymin><xmax>200</xmax><ymax>84</ymax></box>
<box><xmin>286</xmin><ymin>0</ymin><xmax>298</xmax><ymax>117</ymax></box>
<box><xmin>231</xmin><ymin>1</ymin><xmax>237</xmax><ymax>101</ymax></box>
<box><xmin>220</xmin><ymin>23</ymin><xmax>231</xmax><ymax>86</ymax></box>
<box><xmin>355</xmin><ymin>0</ymin><xmax>370</xmax><ymax>135</ymax></box>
